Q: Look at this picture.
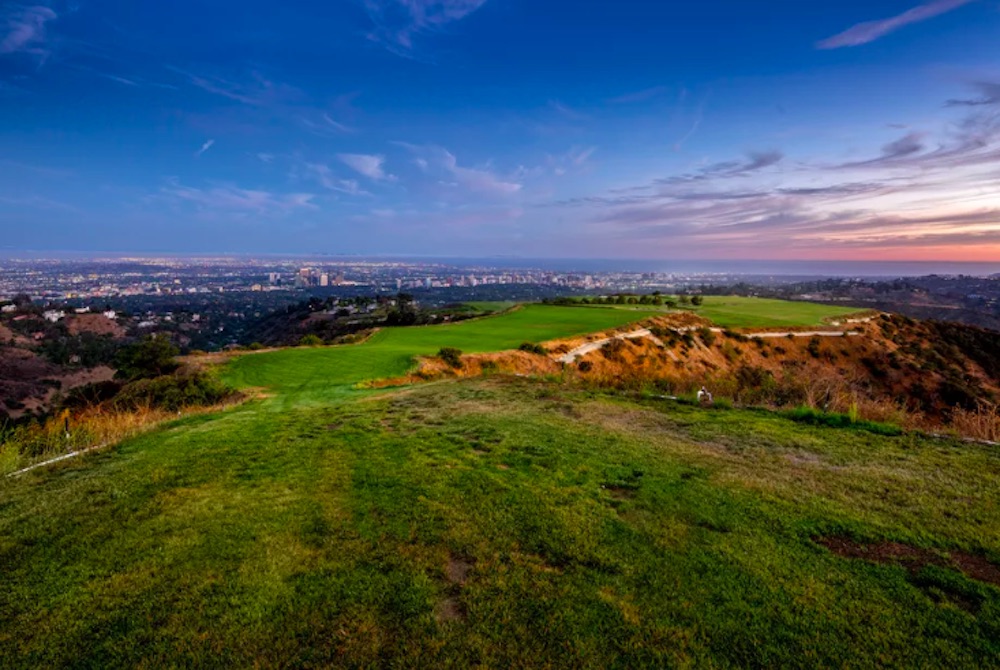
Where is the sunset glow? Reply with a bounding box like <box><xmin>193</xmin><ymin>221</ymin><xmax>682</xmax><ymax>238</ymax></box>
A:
<box><xmin>2</xmin><ymin>1</ymin><xmax>999</xmax><ymax>263</ymax></box>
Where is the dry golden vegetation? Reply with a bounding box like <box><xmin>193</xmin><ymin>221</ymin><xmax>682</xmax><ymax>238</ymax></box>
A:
<box><xmin>414</xmin><ymin>313</ymin><xmax>1000</xmax><ymax>442</ymax></box>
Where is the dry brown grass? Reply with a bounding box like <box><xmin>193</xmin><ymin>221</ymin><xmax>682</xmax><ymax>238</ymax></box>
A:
<box><xmin>1</xmin><ymin>395</ymin><xmax>247</xmax><ymax>475</ymax></box>
<box><xmin>949</xmin><ymin>403</ymin><xmax>1000</xmax><ymax>443</ymax></box>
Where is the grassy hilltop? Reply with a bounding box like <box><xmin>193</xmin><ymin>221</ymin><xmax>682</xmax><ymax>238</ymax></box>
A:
<box><xmin>223</xmin><ymin>304</ymin><xmax>663</xmax><ymax>404</ymax></box>
<box><xmin>2</xmin><ymin>299</ymin><xmax>999</xmax><ymax>668</ymax></box>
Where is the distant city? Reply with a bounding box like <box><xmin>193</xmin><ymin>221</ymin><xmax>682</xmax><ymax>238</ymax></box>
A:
<box><xmin>0</xmin><ymin>256</ymin><xmax>782</xmax><ymax>303</ymax></box>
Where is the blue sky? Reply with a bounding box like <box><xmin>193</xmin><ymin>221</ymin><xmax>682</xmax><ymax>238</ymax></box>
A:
<box><xmin>1</xmin><ymin>0</ymin><xmax>1000</xmax><ymax>260</ymax></box>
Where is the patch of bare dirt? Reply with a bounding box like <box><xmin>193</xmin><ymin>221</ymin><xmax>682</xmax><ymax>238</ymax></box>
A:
<box><xmin>951</xmin><ymin>553</ymin><xmax>1000</xmax><ymax>588</ymax></box>
<box><xmin>602</xmin><ymin>484</ymin><xmax>638</xmax><ymax>500</ymax></box>
<box><xmin>434</xmin><ymin>596</ymin><xmax>466</xmax><ymax>623</ymax></box>
<box><xmin>434</xmin><ymin>553</ymin><xmax>474</xmax><ymax>624</ymax></box>
<box><xmin>65</xmin><ymin>314</ymin><xmax>125</xmax><ymax>338</ymax></box>
<box><xmin>446</xmin><ymin>554</ymin><xmax>474</xmax><ymax>585</ymax></box>
<box><xmin>818</xmin><ymin>536</ymin><xmax>1000</xmax><ymax>588</ymax></box>
<box><xmin>58</xmin><ymin>365</ymin><xmax>115</xmax><ymax>390</ymax></box>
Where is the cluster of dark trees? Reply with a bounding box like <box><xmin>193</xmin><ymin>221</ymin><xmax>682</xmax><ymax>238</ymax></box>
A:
<box><xmin>544</xmin><ymin>293</ymin><xmax>704</xmax><ymax>307</ymax></box>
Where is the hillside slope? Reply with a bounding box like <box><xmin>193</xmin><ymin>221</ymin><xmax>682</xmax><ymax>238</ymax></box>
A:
<box><xmin>3</xmin><ymin>302</ymin><xmax>999</xmax><ymax>667</ymax></box>
<box><xmin>2</xmin><ymin>377</ymin><xmax>998</xmax><ymax>667</ymax></box>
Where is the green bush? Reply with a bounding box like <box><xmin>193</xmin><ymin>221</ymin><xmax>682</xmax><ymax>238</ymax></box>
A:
<box><xmin>807</xmin><ymin>336</ymin><xmax>822</xmax><ymax>359</ymax></box>
<box><xmin>113</xmin><ymin>373</ymin><xmax>234</xmax><ymax>412</ymax></box>
<box><xmin>299</xmin><ymin>335</ymin><xmax>324</xmax><ymax>347</ymax></box>
<box><xmin>519</xmin><ymin>342</ymin><xmax>548</xmax><ymax>355</ymax></box>
<box><xmin>115</xmin><ymin>335</ymin><xmax>180</xmax><ymax>381</ymax></box>
<box><xmin>438</xmin><ymin>347</ymin><xmax>464</xmax><ymax>369</ymax></box>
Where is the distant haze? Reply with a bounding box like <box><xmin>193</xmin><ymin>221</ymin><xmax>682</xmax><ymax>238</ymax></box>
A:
<box><xmin>1</xmin><ymin>251</ymin><xmax>998</xmax><ymax>278</ymax></box>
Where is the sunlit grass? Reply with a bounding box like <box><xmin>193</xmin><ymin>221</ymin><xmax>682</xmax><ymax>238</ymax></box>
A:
<box><xmin>1</xmin><ymin>378</ymin><xmax>997</xmax><ymax>667</ymax></box>
<box><xmin>686</xmin><ymin>296</ymin><xmax>866</xmax><ymax>328</ymax></box>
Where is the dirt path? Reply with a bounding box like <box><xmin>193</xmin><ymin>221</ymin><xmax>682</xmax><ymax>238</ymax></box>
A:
<box><xmin>555</xmin><ymin>327</ymin><xmax>860</xmax><ymax>364</ymax></box>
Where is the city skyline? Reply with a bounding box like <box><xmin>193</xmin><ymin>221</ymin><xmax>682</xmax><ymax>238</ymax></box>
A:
<box><xmin>2</xmin><ymin>1</ymin><xmax>1000</xmax><ymax>261</ymax></box>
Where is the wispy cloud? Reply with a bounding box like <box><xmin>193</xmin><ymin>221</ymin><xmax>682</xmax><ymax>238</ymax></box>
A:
<box><xmin>338</xmin><ymin>153</ymin><xmax>393</xmax><ymax>181</ymax></box>
<box><xmin>297</xmin><ymin>112</ymin><xmax>356</xmax><ymax>137</ymax></box>
<box><xmin>0</xmin><ymin>4</ymin><xmax>57</xmax><ymax>61</ymax></box>
<box><xmin>303</xmin><ymin>163</ymin><xmax>369</xmax><ymax>195</ymax></box>
<box><xmin>399</xmin><ymin>143</ymin><xmax>522</xmax><ymax>196</ymax></box>
<box><xmin>169</xmin><ymin>67</ymin><xmax>302</xmax><ymax>107</ymax></box>
<box><xmin>162</xmin><ymin>180</ymin><xmax>316</xmax><ymax>215</ymax></box>
<box><xmin>947</xmin><ymin>81</ymin><xmax>1000</xmax><ymax>107</ymax></box>
<box><xmin>548</xmin><ymin>100</ymin><xmax>588</xmax><ymax>121</ymax></box>
<box><xmin>543</xmin><ymin>83</ymin><xmax>1000</xmax><ymax>257</ymax></box>
<box><xmin>672</xmin><ymin>89</ymin><xmax>711</xmax><ymax>152</ymax></box>
<box><xmin>65</xmin><ymin>63</ymin><xmax>180</xmax><ymax>90</ymax></box>
<box><xmin>194</xmin><ymin>139</ymin><xmax>215</xmax><ymax>158</ymax></box>
<box><xmin>654</xmin><ymin>150</ymin><xmax>784</xmax><ymax>185</ymax></box>
<box><xmin>544</xmin><ymin>146</ymin><xmax>598</xmax><ymax>176</ymax></box>
<box><xmin>817</xmin><ymin>0</ymin><xmax>975</xmax><ymax>49</ymax></box>
<box><xmin>364</xmin><ymin>0</ymin><xmax>489</xmax><ymax>56</ymax></box>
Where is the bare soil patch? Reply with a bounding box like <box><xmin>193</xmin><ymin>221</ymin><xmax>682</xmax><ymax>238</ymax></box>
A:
<box><xmin>817</xmin><ymin>536</ymin><xmax>1000</xmax><ymax>588</ymax></box>
<box><xmin>446</xmin><ymin>554</ymin><xmax>474</xmax><ymax>585</ymax></box>
<box><xmin>602</xmin><ymin>484</ymin><xmax>638</xmax><ymax>500</ymax></box>
<box><xmin>434</xmin><ymin>596</ymin><xmax>466</xmax><ymax>623</ymax></box>
<box><xmin>66</xmin><ymin>314</ymin><xmax>125</xmax><ymax>338</ymax></box>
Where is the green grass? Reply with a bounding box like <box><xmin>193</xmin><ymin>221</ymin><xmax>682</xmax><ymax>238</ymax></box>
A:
<box><xmin>2</xmin><ymin>301</ymin><xmax>997</xmax><ymax>667</ymax></box>
<box><xmin>222</xmin><ymin>304</ymin><xmax>660</xmax><ymax>407</ymax></box>
<box><xmin>2</xmin><ymin>378</ymin><xmax>998</xmax><ymax>668</ymax></box>
<box><xmin>464</xmin><ymin>300</ymin><xmax>518</xmax><ymax>313</ymax></box>
<box><xmin>687</xmin><ymin>296</ymin><xmax>865</xmax><ymax>328</ymax></box>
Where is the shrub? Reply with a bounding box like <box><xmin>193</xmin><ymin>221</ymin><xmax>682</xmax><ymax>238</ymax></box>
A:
<box><xmin>691</xmin><ymin>295</ymin><xmax>704</xmax><ymax>306</ymax></box>
<box><xmin>601</xmin><ymin>338</ymin><xmax>627</xmax><ymax>361</ymax></box>
<box><xmin>61</xmin><ymin>381</ymin><xmax>124</xmax><ymax>410</ymax></box>
<box><xmin>721</xmin><ymin>342</ymin><xmax>742</xmax><ymax>362</ymax></box>
<box><xmin>519</xmin><ymin>342</ymin><xmax>547</xmax><ymax>355</ymax></box>
<box><xmin>806</xmin><ymin>336</ymin><xmax>822</xmax><ymax>359</ymax></box>
<box><xmin>438</xmin><ymin>347</ymin><xmax>463</xmax><ymax>369</ymax></box>
<box><xmin>113</xmin><ymin>372</ymin><xmax>235</xmax><ymax>413</ymax></box>
<box><xmin>299</xmin><ymin>334</ymin><xmax>324</xmax><ymax>347</ymax></box>
<box><xmin>115</xmin><ymin>335</ymin><xmax>180</xmax><ymax>381</ymax></box>
<box><xmin>577</xmin><ymin>360</ymin><xmax>593</xmax><ymax>373</ymax></box>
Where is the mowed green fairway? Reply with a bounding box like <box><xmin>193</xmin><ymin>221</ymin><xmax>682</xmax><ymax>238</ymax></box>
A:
<box><xmin>688</xmin><ymin>296</ymin><xmax>865</xmax><ymax>328</ymax></box>
<box><xmin>223</xmin><ymin>304</ymin><xmax>660</xmax><ymax>406</ymax></box>
<box><xmin>1</xmin><ymin>379</ymin><xmax>998</xmax><ymax>668</ymax></box>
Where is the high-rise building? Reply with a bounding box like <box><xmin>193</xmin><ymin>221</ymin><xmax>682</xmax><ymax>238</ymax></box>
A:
<box><xmin>320</xmin><ymin>273</ymin><xmax>329</xmax><ymax>287</ymax></box>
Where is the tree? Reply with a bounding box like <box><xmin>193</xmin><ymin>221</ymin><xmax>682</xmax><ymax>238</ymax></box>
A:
<box><xmin>115</xmin><ymin>335</ymin><xmax>180</xmax><ymax>381</ymax></box>
<box><xmin>691</xmin><ymin>295</ymin><xmax>704</xmax><ymax>306</ymax></box>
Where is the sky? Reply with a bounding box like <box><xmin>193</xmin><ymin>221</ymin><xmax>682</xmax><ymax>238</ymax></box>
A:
<box><xmin>1</xmin><ymin>0</ymin><xmax>1000</xmax><ymax>261</ymax></box>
